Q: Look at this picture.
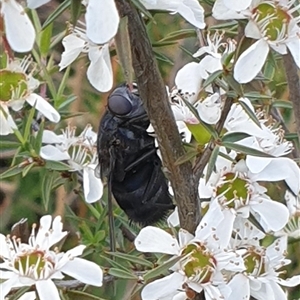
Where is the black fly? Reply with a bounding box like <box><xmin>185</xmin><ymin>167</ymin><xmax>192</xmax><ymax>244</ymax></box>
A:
<box><xmin>97</xmin><ymin>83</ymin><xmax>174</xmax><ymax>229</ymax></box>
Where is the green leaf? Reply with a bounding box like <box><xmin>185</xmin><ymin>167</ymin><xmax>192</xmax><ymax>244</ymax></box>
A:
<box><xmin>153</xmin><ymin>50</ymin><xmax>174</xmax><ymax>65</ymax></box>
<box><xmin>222</xmin><ymin>142</ymin><xmax>273</xmax><ymax>157</ymax></box>
<box><xmin>205</xmin><ymin>146</ymin><xmax>219</xmax><ymax>183</ymax></box>
<box><xmin>45</xmin><ymin>160</ymin><xmax>70</xmax><ymax>171</ymax></box>
<box><xmin>21</xmin><ymin>163</ymin><xmax>35</xmax><ymax>177</ymax></box>
<box><xmin>114</xmin><ymin>16</ymin><xmax>134</xmax><ymax>84</ymax></box>
<box><xmin>0</xmin><ymin>165</ymin><xmax>23</xmax><ymax>180</ymax></box>
<box><xmin>108</xmin><ymin>268</ymin><xmax>138</xmax><ymax>280</ymax></box>
<box><xmin>181</xmin><ymin>98</ymin><xmax>219</xmax><ymax>140</ymax></box>
<box><xmin>202</xmin><ymin>70</ymin><xmax>223</xmax><ymax>89</ymax></box>
<box><xmin>40</xmin><ymin>23</ymin><xmax>53</xmax><ymax>56</ymax></box>
<box><xmin>187</xmin><ymin>123</ymin><xmax>211</xmax><ymax>145</ymax></box>
<box><xmin>222</xmin><ymin>132</ymin><xmax>251</xmax><ymax>143</ymax></box>
<box><xmin>223</xmin><ymin>74</ymin><xmax>243</xmax><ymax>96</ymax></box>
<box><xmin>65</xmin><ymin>290</ymin><xmax>106</xmax><ymax>300</ymax></box>
<box><xmin>86</xmin><ymin>203</ymin><xmax>101</xmax><ymax>219</ymax></box>
<box><xmin>101</xmin><ymin>255</ymin><xmax>132</xmax><ymax>272</ymax></box>
<box><xmin>131</xmin><ymin>0</ymin><xmax>155</xmax><ymax>22</ymax></box>
<box><xmin>238</xmin><ymin>99</ymin><xmax>261</xmax><ymax>128</ymax></box>
<box><xmin>107</xmin><ymin>252</ymin><xmax>154</xmax><ymax>268</ymax></box>
<box><xmin>271</xmin><ymin>100</ymin><xmax>293</xmax><ymax>109</ymax></box>
<box><xmin>144</xmin><ymin>256</ymin><xmax>182</xmax><ymax>281</ymax></box>
<box><xmin>42</xmin><ymin>0</ymin><xmax>71</xmax><ymax>29</ymax></box>
<box><xmin>0</xmin><ymin>140</ymin><xmax>20</xmax><ymax>151</ymax></box>
<box><xmin>71</xmin><ymin>0</ymin><xmax>82</xmax><ymax>25</ymax></box>
<box><xmin>157</xmin><ymin>29</ymin><xmax>196</xmax><ymax>42</ymax></box>
<box><xmin>41</xmin><ymin>170</ymin><xmax>55</xmax><ymax>210</ymax></box>
<box><xmin>23</xmin><ymin>106</ymin><xmax>36</xmax><ymax>142</ymax></box>
<box><xmin>175</xmin><ymin>150</ymin><xmax>198</xmax><ymax>165</ymax></box>
<box><xmin>33</xmin><ymin>120</ymin><xmax>44</xmax><ymax>154</ymax></box>
<box><xmin>244</xmin><ymin>92</ymin><xmax>272</xmax><ymax>100</ymax></box>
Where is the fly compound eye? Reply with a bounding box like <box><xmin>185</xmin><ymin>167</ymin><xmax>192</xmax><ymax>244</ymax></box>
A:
<box><xmin>108</xmin><ymin>95</ymin><xmax>132</xmax><ymax>116</ymax></box>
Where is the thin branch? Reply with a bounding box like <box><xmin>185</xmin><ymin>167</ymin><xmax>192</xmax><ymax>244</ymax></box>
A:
<box><xmin>282</xmin><ymin>51</ymin><xmax>300</xmax><ymax>144</ymax></box>
<box><xmin>115</xmin><ymin>0</ymin><xmax>199</xmax><ymax>233</ymax></box>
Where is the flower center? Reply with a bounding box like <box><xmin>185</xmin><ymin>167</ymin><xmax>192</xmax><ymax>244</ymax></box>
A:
<box><xmin>0</xmin><ymin>70</ymin><xmax>28</xmax><ymax>101</ymax></box>
<box><xmin>216</xmin><ymin>173</ymin><xmax>248</xmax><ymax>206</ymax></box>
<box><xmin>254</xmin><ymin>3</ymin><xmax>290</xmax><ymax>41</ymax></box>
<box><xmin>181</xmin><ymin>242</ymin><xmax>216</xmax><ymax>283</ymax></box>
<box><xmin>14</xmin><ymin>250</ymin><xmax>55</xmax><ymax>280</ymax></box>
<box><xmin>243</xmin><ymin>247</ymin><xmax>266</xmax><ymax>276</ymax></box>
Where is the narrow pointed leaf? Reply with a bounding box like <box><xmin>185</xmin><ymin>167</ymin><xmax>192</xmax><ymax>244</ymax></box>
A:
<box><xmin>175</xmin><ymin>150</ymin><xmax>199</xmax><ymax>165</ymax></box>
<box><xmin>144</xmin><ymin>256</ymin><xmax>182</xmax><ymax>281</ymax></box>
<box><xmin>114</xmin><ymin>16</ymin><xmax>134</xmax><ymax>84</ymax></box>
<box><xmin>222</xmin><ymin>142</ymin><xmax>273</xmax><ymax>157</ymax></box>
<box><xmin>202</xmin><ymin>70</ymin><xmax>223</xmax><ymax>89</ymax></box>
<box><xmin>107</xmin><ymin>252</ymin><xmax>154</xmax><ymax>268</ymax></box>
<box><xmin>205</xmin><ymin>146</ymin><xmax>219</xmax><ymax>183</ymax></box>
<box><xmin>222</xmin><ymin>132</ymin><xmax>250</xmax><ymax>143</ymax></box>
<box><xmin>239</xmin><ymin>99</ymin><xmax>261</xmax><ymax>128</ymax></box>
<box><xmin>42</xmin><ymin>0</ymin><xmax>71</xmax><ymax>29</ymax></box>
<box><xmin>108</xmin><ymin>268</ymin><xmax>138</xmax><ymax>280</ymax></box>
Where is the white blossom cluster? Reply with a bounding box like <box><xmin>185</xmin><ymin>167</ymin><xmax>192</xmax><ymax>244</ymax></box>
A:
<box><xmin>0</xmin><ymin>215</ymin><xmax>103</xmax><ymax>300</ymax></box>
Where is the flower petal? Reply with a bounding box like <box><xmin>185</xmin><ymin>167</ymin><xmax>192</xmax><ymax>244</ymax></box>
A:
<box><xmin>252</xmin><ymin>158</ymin><xmax>300</xmax><ymax>195</ymax></box>
<box><xmin>250</xmin><ymin>197</ymin><xmax>289</xmax><ymax>232</ymax></box>
<box><xmin>175</xmin><ymin>62</ymin><xmax>202</xmax><ymax>103</ymax></box>
<box><xmin>0</xmin><ymin>275</ymin><xmax>21</xmax><ymax>299</ymax></box>
<box><xmin>0</xmin><ymin>105</ymin><xmax>17</xmax><ymax>135</ymax></box>
<box><xmin>141</xmin><ymin>272</ymin><xmax>184</xmax><ymax>300</ymax></box>
<box><xmin>59</xmin><ymin>34</ymin><xmax>86</xmax><ymax>71</ymax></box>
<box><xmin>27</xmin><ymin>0</ymin><xmax>50</xmax><ymax>9</ymax></box>
<box><xmin>36</xmin><ymin>280</ymin><xmax>60</xmax><ymax>300</ymax></box>
<box><xmin>228</xmin><ymin>273</ymin><xmax>250</xmax><ymax>300</ymax></box>
<box><xmin>286</xmin><ymin>36</ymin><xmax>300</xmax><ymax>68</ymax></box>
<box><xmin>41</xmin><ymin>130</ymin><xmax>64</xmax><ymax>144</ymax></box>
<box><xmin>223</xmin><ymin>0</ymin><xmax>251</xmax><ymax>11</ymax></box>
<box><xmin>177</xmin><ymin>0</ymin><xmax>206</xmax><ymax>28</ymax></box>
<box><xmin>134</xmin><ymin>226</ymin><xmax>180</xmax><ymax>255</ymax></box>
<box><xmin>85</xmin><ymin>0</ymin><xmax>119</xmax><ymax>44</ymax></box>
<box><xmin>213</xmin><ymin>0</ymin><xmax>247</xmax><ymax>20</ymax></box>
<box><xmin>87</xmin><ymin>44</ymin><xmax>113</xmax><ymax>92</ymax></box>
<box><xmin>167</xmin><ymin>207</ymin><xmax>180</xmax><ymax>227</ymax></box>
<box><xmin>40</xmin><ymin>145</ymin><xmax>70</xmax><ymax>161</ymax></box>
<box><xmin>234</xmin><ymin>39</ymin><xmax>269</xmax><ymax>83</ymax></box>
<box><xmin>60</xmin><ymin>257</ymin><xmax>103</xmax><ymax>286</ymax></box>
<box><xmin>277</xmin><ymin>275</ymin><xmax>300</xmax><ymax>287</ymax></box>
<box><xmin>26</xmin><ymin>94</ymin><xmax>60</xmax><ymax>123</ymax></box>
<box><xmin>83</xmin><ymin>166</ymin><xmax>103</xmax><ymax>203</ymax></box>
<box><xmin>1</xmin><ymin>0</ymin><xmax>35</xmax><ymax>52</ymax></box>
<box><xmin>18</xmin><ymin>291</ymin><xmax>37</xmax><ymax>300</ymax></box>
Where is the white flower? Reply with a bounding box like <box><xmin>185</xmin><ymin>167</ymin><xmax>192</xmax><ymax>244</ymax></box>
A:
<box><xmin>85</xmin><ymin>0</ymin><xmax>120</xmax><ymax>44</ymax></box>
<box><xmin>140</xmin><ymin>0</ymin><xmax>206</xmax><ymax>29</ymax></box>
<box><xmin>0</xmin><ymin>56</ymin><xmax>60</xmax><ymax>135</ymax></box>
<box><xmin>228</xmin><ymin>235</ymin><xmax>300</xmax><ymax>300</ymax></box>
<box><xmin>213</xmin><ymin>0</ymin><xmax>300</xmax><ymax>83</ymax></box>
<box><xmin>0</xmin><ymin>0</ymin><xmax>50</xmax><ymax>52</ymax></box>
<box><xmin>59</xmin><ymin>24</ymin><xmax>113</xmax><ymax>92</ymax></box>
<box><xmin>40</xmin><ymin>124</ymin><xmax>103</xmax><ymax>203</ymax></box>
<box><xmin>0</xmin><ymin>215</ymin><xmax>103</xmax><ymax>300</ymax></box>
<box><xmin>193</xmin><ymin>31</ymin><xmax>236</xmax><ymax>80</ymax></box>
<box><xmin>276</xmin><ymin>191</ymin><xmax>300</xmax><ymax>238</ymax></box>
<box><xmin>199</xmin><ymin>154</ymin><xmax>290</xmax><ymax>232</ymax></box>
<box><xmin>223</xmin><ymin>98</ymin><xmax>299</xmax><ymax>194</ymax></box>
<box><xmin>135</xmin><ymin>208</ymin><xmax>244</xmax><ymax>300</ymax></box>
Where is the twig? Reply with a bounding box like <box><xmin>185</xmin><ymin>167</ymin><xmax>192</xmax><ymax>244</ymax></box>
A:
<box><xmin>282</xmin><ymin>51</ymin><xmax>300</xmax><ymax>144</ymax></box>
<box><xmin>115</xmin><ymin>0</ymin><xmax>199</xmax><ymax>233</ymax></box>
